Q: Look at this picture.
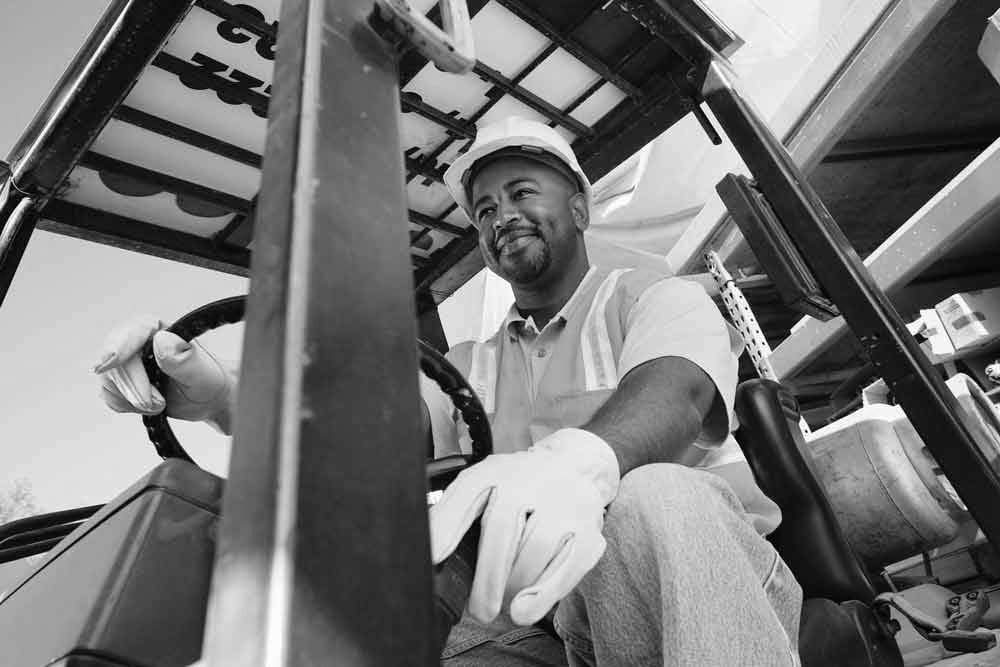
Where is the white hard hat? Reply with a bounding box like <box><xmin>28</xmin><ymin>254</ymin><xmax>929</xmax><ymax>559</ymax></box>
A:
<box><xmin>443</xmin><ymin>117</ymin><xmax>592</xmax><ymax>221</ymax></box>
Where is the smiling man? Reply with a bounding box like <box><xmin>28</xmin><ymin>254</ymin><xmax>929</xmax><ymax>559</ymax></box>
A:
<box><xmin>423</xmin><ymin>116</ymin><xmax>803</xmax><ymax>666</ymax></box>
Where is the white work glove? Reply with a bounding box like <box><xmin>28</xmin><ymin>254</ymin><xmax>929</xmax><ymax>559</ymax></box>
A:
<box><xmin>430</xmin><ymin>428</ymin><xmax>620</xmax><ymax>625</ymax></box>
<box><xmin>93</xmin><ymin>315</ymin><xmax>236</xmax><ymax>434</ymax></box>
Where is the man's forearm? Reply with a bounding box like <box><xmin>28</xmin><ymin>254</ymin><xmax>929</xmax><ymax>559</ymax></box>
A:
<box><xmin>582</xmin><ymin>356</ymin><xmax>718</xmax><ymax>476</ymax></box>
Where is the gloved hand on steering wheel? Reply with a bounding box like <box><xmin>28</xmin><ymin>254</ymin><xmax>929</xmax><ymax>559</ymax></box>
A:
<box><xmin>93</xmin><ymin>314</ymin><xmax>237</xmax><ymax>434</ymax></box>
<box><xmin>429</xmin><ymin>428</ymin><xmax>621</xmax><ymax>626</ymax></box>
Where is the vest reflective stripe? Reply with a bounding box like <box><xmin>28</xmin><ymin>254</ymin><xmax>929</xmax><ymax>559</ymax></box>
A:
<box><xmin>581</xmin><ymin>268</ymin><xmax>631</xmax><ymax>392</ymax></box>
<box><xmin>468</xmin><ymin>339</ymin><xmax>497</xmax><ymax>414</ymax></box>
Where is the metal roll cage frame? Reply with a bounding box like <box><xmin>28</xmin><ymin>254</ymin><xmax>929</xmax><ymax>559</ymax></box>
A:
<box><xmin>1</xmin><ymin>0</ymin><xmax>998</xmax><ymax>664</ymax></box>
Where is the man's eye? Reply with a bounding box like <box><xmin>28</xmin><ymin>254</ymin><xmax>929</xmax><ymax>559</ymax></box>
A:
<box><xmin>514</xmin><ymin>188</ymin><xmax>534</xmax><ymax>199</ymax></box>
<box><xmin>476</xmin><ymin>206</ymin><xmax>496</xmax><ymax>223</ymax></box>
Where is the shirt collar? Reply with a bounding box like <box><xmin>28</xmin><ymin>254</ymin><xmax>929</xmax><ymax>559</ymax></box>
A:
<box><xmin>502</xmin><ymin>265</ymin><xmax>601</xmax><ymax>336</ymax></box>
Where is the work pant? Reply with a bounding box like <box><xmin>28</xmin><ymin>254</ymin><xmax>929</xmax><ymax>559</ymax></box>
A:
<box><xmin>441</xmin><ymin>463</ymin><xmax>803</xmax><ymax>666</ymax></box>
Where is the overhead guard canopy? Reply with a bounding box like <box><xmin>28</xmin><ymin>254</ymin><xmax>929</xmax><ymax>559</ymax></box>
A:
<box><xmin>2</xmin><ymin>0</ymin><xmax>740</xmax><ymax>306</ymax></box>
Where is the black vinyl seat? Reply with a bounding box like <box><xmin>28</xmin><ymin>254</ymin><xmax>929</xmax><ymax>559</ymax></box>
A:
<box><xmin>734</xmin><ymin>379</ymin><xmax>903</xmax><ymax>667</ymax></box>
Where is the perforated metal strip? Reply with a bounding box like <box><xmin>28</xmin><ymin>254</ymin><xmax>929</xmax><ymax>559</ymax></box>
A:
<box><xmin>704</xmin><ymin>250</ymin><xmax>811</xmax><ymax>435</ymax></box>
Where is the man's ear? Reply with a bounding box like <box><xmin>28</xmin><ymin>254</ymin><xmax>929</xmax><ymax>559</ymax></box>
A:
<box><xmin>569</xmin><ymin>192</ymin><xmax>589</xmax><ymax>232</ymax></box>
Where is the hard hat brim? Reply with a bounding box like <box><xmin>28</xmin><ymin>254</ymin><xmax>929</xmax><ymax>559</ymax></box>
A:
<box><xmin>444</xmin><ymin>134</ymin><xmax>592</xmax><ymax>222</ymax></box>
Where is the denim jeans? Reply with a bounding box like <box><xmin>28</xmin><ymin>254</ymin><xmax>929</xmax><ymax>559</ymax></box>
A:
<box><xmin>442</xmin><ymin>463</ymin><xmax>802</xmax><ymax>666</ymax></box>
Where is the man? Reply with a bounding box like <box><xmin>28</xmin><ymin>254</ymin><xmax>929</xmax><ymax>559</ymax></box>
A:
<box><xmin>96</xmin><ymin>117</ymin><xmax>801</xmax><ymax>665</ymax></box>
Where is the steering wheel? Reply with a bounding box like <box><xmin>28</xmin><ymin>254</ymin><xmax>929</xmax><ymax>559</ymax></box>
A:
<box><xmin>139</xmin><ymin>295</ymin><xmax>489</xmax><ymax>650</ymax></box>
<box><xmin>140</xmin><ymin>295</ymin><xmax>491</xmax><ymax>476</ymax></box>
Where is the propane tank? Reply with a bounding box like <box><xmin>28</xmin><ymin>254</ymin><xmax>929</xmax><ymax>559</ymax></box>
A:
<box><xmin>805</xmin><ymin>374</ymin><xmax>1000</xmax><ymax>567</ymax></box>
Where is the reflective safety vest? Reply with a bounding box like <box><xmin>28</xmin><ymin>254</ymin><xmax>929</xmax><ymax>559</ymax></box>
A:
<box><xmin>445</xmin><ymin>265</ymin><xmax>782</xmax><ymax>534</ymax></box>
<box><xmin>451</xmin><ymin>266</ymin><xmax>727</xmax><ymax>454</ymax></box>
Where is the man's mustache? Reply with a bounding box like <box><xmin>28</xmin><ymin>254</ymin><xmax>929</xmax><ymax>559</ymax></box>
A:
<box><xmin>493</xmin><ymin>224</ymin><xmax>539</xmax><ymax>252</ymax></box>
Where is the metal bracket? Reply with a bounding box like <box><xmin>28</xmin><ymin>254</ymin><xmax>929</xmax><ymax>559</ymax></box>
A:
<box><xmin>717</xmin><ymin>173</ymin><xmax>839</xmax><ymax>321</ymax></box>
<box><xmin>375</xmin><ymin>0</ymin><xmax>476</xmax><ymax>74</ymax></box>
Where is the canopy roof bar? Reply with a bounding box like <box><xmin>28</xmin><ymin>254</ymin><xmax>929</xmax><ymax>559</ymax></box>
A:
<box><xmin>79</xmin><ymin>152</ymin><xmax>253</xmax><ymax>215</ymax></box>
<box><xmin>471</xmin><ymin>62</ymin><xmax>596</xmax><ymax>136</ymax></box>
<box><xmin>114</xmin><ymin>106</ymin><xmax>263</xmax><ymax>168</ymax></box>
<box><xmin>409</xmin><ymin>209</ymin><xmax>466</xmax><ymax>238</ymax></box>
<box><xmin>495</xmin><ymin>0</ymin><xmax>644</xmax><ymax>101</ymax></box>
<box><xmin>405</xmin><ymin>153</ymin><xmax>446</xmax><ymax>185</ymax></box>
<box><xmin>400</xmin><ymin>94</ymin><xmax>477</xmax><ymax>139</ymax></box>
<box><xmin>40</xmin><ymin>199</ymin><xmax>250</xmax><ymax>274</ymax></box>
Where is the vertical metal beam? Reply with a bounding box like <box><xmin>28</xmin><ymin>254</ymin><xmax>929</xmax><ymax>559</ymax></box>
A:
<box><xmin>702</xmin><ymin>61</ymin><xmax>1000</xmax><ymax>548</ymax></box>
<box><xmin>0</xmin><ymin>186</ymin><xmax>37</xmax><ymax>303</ymax></box>
<box><xmin>202</xmin><ymin>0</ymin><xmax>434</xmax><ymax>664</ymax></box>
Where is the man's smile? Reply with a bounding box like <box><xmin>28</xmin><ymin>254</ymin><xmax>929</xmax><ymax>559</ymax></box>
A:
<box><xmin>496</xmin><ymin>227</ymin><xmax>540</xmax><ymax>255</ymax></box>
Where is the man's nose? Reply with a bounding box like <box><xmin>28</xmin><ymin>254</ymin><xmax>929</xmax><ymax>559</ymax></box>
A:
<box><xmin>493</xmin><ymin>199</ymin><xmax>519</xmax><ymax>232</ymax></box>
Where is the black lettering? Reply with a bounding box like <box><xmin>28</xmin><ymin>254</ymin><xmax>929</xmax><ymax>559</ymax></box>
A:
<box><xmin>178</xmin><ymin>52</ymin><xmax>229</xmax><ymax>91</ymax></box>
<box><xmin>255</xmin><ymin>21</ymin><xmax>278</xmax><ymax>60</ymax></box>
<box><xmin>218</xmin><ymin>68</ymin><xmax>265</xmax><ymax>106</ymax></box>
<box><xmin>215</xmin><ymin>3</ymin><xmax>265</xmax><ymax>44</ymax></box>
<box><xmin>252</xmin><ymin>85</ymin><xmax>272</xmax><ymax>118</ymax></box>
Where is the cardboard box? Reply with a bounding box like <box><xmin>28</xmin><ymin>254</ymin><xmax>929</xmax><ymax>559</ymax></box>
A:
<box><xmin>980</xmin><ymin>9</ymin><xmax>1000</xmax><ymax>86</ymax></box>
<box><xmin>935</xmin><ymin>286</ymin><xmax>1000</xmax><ymax>351</ymax></box>
<box><xmin>909</xmin><ymin>308</ymin><xmax>957</xmax><ymax>362</ymax></box>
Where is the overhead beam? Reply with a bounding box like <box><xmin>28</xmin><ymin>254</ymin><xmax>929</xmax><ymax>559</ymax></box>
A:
<box><xmin>114</xmin><ymin>105</ymin><xmax>262</xmax><ymax>168</ymax></box>
<box><xmin>79</xmin><ymin>151</ymin><xmax>252</xmax><ymax>215</ymax></box>
<box><xmin>494</xmin><ymin>0</ymin><xmax>643</xmax><ymax>100</ymax></box>
<box><xmin>824</xmin><ymin>129</ymin><xmax>1000</xmax><ymax>163</ymax></box>
<box><xmin>40</xmin><ymin>199</ymin><xmax>249</xmax><ymax>275</ymax></box>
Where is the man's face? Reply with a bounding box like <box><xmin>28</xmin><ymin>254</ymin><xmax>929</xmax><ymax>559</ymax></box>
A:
<box><xmin>470</xmin><ymin>157</ymin><xmax>586</xmax><ymax>287</ymax></box>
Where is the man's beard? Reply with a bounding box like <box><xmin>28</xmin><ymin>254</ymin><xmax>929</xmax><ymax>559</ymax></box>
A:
<box><xmin>497</xmin><ymin>238</ymin><xmax>551</xmax><ymax>285</ymax></box>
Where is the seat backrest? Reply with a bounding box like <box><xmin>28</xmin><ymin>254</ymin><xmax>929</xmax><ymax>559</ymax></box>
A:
<box><xmin>734</xmin><ymin>379</ymin><xmax>877</xmax><ymax>603</ymax></box>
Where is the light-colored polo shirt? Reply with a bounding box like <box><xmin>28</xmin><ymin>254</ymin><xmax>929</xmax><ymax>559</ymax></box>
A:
<box><xmin>422</xmin><ymin>265</ymin><xmax>782</xmax><ymax>534</ymax></box>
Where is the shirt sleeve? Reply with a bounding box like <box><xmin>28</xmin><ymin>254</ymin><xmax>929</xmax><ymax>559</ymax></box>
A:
<box><xmin>420</xmin><ymin>341</ymin><xmax>477</xmax><ymax>458</ymax></box>
<box><xmin>617</xmin><ymin>277</ymin><xmax>743</xmax><ymax>447</ymax></box>
<box><xmin>420</xmin><ymin>371</ymin><xmax>461</xmax><ymax>457</ymax></box>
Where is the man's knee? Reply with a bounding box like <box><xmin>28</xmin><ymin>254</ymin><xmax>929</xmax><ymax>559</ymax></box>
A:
<box><xmin>612</xmin><ymin>463</ymin><xmax>737</xmax><ymax>515</ymax></box>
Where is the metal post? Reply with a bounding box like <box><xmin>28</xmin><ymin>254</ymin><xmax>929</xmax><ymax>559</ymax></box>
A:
<box><xmin>702</xmin><ymin>61</ymin><xmax>1000</xmax><ymax>547</ymax></box>
<box><xmin>0</xmin><ymin>182</ymin><xmax>37</xmax><ymax>301</ymax></box>
<box><xmin>201</xmin><ymin>0</ymin><xmax>434</xmax><ymax>664</ymax></box>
